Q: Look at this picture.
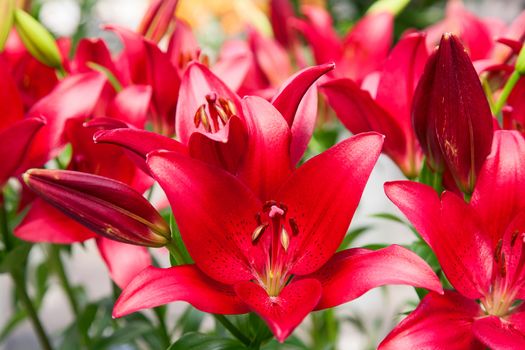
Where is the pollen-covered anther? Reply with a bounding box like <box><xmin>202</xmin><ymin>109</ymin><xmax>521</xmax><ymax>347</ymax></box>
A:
<box><xmin>280</xmin><ymin>227</ymin><xmax>290</xmax><ymax>251</ymax></box>
<box><xmin>252</xmin><ymin>223</ymin><xmax>268</xmax><ymax>244</ymax></box>
<box><xmin>500</xmin><ymin>254</ymin><xmax>507</xmax><ymax>277</ymax></box>
<box><xmin>495</xmin><ymin>239</ymin><xmax>503</xmax><ymax>263</ymax></box>
<box><xmin>194</xmin><ymin>104</ymin><xmax>211</xmax><ymax>132</ymax></box>
<box><xmin>218</xmin><ymin>97</ymin><xmax>237</xmax><ymax>117</ymax></box>
<box><xmin>289</xmin><ymin>218</ymin><xmax>299</xmax><ymax>236</ymax></box>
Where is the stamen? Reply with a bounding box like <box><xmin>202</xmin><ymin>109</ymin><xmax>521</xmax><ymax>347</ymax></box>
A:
<box><xmin>500</xmin><ymin>254</ymin><xmax>507</xmax><ymax>277</ymax></box>
<box><xmin>255</xmin><ymin>212</ymin><xmax>262</xmax><ymax>225</ymax></box>
<box><xmin>252</xmin><ymin>223</ymin><xmax>268</xmax><ymax>244</ymax></box>
<box><xmin>280</xmin><ymin>227</ymin><xmax>290</xmax><ymax>251</ymax></box>
<box><xmin>289</xmin><ymin>218</ymin><xmax>299</xmax><ymax>236</ymax></box>
<box><xmin>219</xmin><ymin>97</ymin><xmax>237</xmax><ymax>116</ymax></box>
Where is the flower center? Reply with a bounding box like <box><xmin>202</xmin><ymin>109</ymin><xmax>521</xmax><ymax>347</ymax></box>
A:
<box><xmin>481</xmin><ymin>230</ymin><xmax>525</xmax><ymax>317</ymax></box>
<box><xmin>251</xmin><ymin>200</ymin><xmax>300</xmax><ymax>297</ymax></box>
<box><xmin>193</xmin><ymin>93</ymin><xmax>237</xmax><ymax>134</ymax></box>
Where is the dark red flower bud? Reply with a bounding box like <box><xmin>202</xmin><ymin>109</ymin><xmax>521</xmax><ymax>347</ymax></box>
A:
<box><xmin>23</xmin><ymin>169</ymin><xmax>170</xmax><ymax>247</ymax></box>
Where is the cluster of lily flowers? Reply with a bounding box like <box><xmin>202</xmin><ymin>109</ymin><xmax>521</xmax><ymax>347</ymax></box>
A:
<box><xmin>2</xmin><ymin>0</ymin><xmax>525</xmax><ymax>348</ymax></box>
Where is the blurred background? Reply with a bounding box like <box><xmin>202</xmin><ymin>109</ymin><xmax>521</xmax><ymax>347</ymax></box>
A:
<box><xmin>1</xmin><ymin>0</ymin><xmax>524</xmax><ymax>349</ymax></box>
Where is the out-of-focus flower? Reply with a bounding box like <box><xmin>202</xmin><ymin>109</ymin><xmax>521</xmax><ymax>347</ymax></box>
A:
<box><xmin>382</xmin><ymin>130</ymin><xmax>525</xmax><ymax>349</ymax></box>
<box><xmin>137</xmin><ymin>0</ymin><xmax>179</xmax><ymax>43</ymax></box>
<box><xmin>23</xmin><ymin>169</ymin><xmax>170</xmax><ymax>247</ymax></box>
<box><xmin>0</xmin><ymin>0</ymin><xmax>15</xmax><ymax>51</ymax></box>
<box><xmin>426</xmin><ymin>0</ymin><xmax>494</xmax><ymax>61</ymax></box>
<box><xmin>293</xmin><ymin>5</ymin><xmax>393</xmax><ymax>82</ymax></box>
<box><xmin>13</xmin><ymin>9</ymin><xmax>63</xmax><ymax>69</ymax></box>
<box><xmin>322</xmin><ymin>33</ymin><xmax>428</xmax><ymax>178</ymax></box>
<box><xmin>412</xmin><ymin>33</ymin><xmax>493</xmax><ymax>194</ymax></box>
<box><xmin>113</xmin><ymin>132</ymin><xmax>442</xmax><ymax>342</ymax></box>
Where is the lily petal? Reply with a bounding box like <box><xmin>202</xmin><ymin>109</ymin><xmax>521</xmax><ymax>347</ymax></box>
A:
<box><xmin>471</xmin><ymin>130</ymin><xmax>525</xmax><ymax>246</ymax></box>
<box><xmin>234</xmin><ymin>279</ymin><xmax>322</xmax><ymax>342</ymax></box>
<box><xmin>97</xmin><ymin>237</ymin><xmax>152</xmax><ymax>289</ymax></box>
<box><xmin>238</xmin><ymin>96</ymin><xmax>291</xmax><ymax>200</ymax></box>
<box><xmin>279</xmin><ymin>132</ymin><xmax>383</xmax><ymax>275</ymax></box>
<box><xmin>310</xmin><ymin>245</ymin><xmax>443</xmax><ymax>310</ymax></box>
<box><xmin>320</xmin><ymin>78</ymin><xmax>409</xmax><ymax>175</ymax></box>
<box><xmin>113</xmin><ymin>265</ymin><xmax>248</xmax><ymax>318</ymax></box>
<box><xmin>0</xmin><ymin>117</ymin><xmax>45</xmax><ymax>185</ymax></box>
<box><xmin>473</xmin><ymin>316</ymin><xmax>525</xmax><ymax>349</ymax></box>
<box><xmin>379</xmin><ymin>291</ymin><xmax>483</xmax><ymax>350</ymax></box>
<box><xmin>0</xmin><ymin>58</ymin><xmax>24</xmax><ymax>130</ymax></box>
<box><xmin>15</xmin><ymin>199</ymin><xmax>96</xmax><ymax>243</ymax></box>
<box><xmin>385</xmin><ymin>181</ymin><xmax>493</xmax><ymax>299</ymax></box>
<box><xmin>107</xmin><ymin>85</ymin><xmax>151</xmax><ymax>128</ymax></box>
<box><xmin>146</xmin><ymin>151</ymin><xmax>265</xmax><ymax>284</ymax></box>
<box><xmin>290</xmin><ymin>85</ymin><xmax>318</xmax><ymax>165</ymax></box>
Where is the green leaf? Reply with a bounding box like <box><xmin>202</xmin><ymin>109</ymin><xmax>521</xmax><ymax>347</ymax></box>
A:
<box><xmin>169</xmin><ymin>214</ymin><xmax>193</xmax><ymax>264</ymax></box>
<box><xmin>92</xmin><ymin>323</ymin><xmax>153</xmax><ymax>349</ymax></box>
<box><xmin>0</xmin><ymin>243</ymin><xmax>32</xmax><ymax>274</ymax></box>
<box><xmin>167</xmin><ymin>333</ymin><xmax>245</xmax><ymax>350</ymax></box>
<box><xmin>176</xmin><ymin>306</ymin><xmax>205</xmax><ymax>334</ymax></box>
<box><xmin>338</xmin><ymin>225</ymin><xmax>371</xmax><ymax>251</ymax></box>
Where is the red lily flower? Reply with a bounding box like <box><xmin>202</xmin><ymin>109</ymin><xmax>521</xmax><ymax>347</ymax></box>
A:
<box><xmin>293</xmin><ymin>5</ymin><xmax>393</xmax><ymax>82</ymax></box>
<box><xmin>382</xmin><ymin>130</ymin><xmax>525</xmax><ymax>349</ymax></box>
<box><xmin>412</xmin><ymin>33</ymin><xmax>493</xmax><ymax>193</ymax></box>
<box><xmin>321</xmin><ymin>33</ymin><xmax>428</xmax><ymax>178</ymax></box>
<box><xmin>95</xmin><ymin>62</ymin><xmax>333</xmax><ymax>195</ymax></box>
<box><xmin>113</xmin><ymin>132</ymin><xmax>443</xmax><ymax>341</ymax></box>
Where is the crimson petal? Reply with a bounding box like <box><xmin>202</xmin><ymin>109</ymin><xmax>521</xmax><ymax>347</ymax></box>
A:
<box><xmin>278</xmin><ymin>132</ymin><xmax>383</xmax><ymax>275</ymax></box>
<box><xmin>473</xmin><ymin>316</ymin><xmax>525</xmax><ymax>349</ymax></box>
<box><xmin>97</xmin><ymin>237</ymin><xmax>152</xmax><ymax>289</ymax></box>
<box><xmin>310</xmin><ymin>245</ymin><xmax>442</xmax><ymax>310</ymax></box>
<box><xmin>379</xmin><ymin>291</ymin><xmax>483</xmax><ymax>350</ymax></box>
<box><xmin>146</xmin><ymin>151</ymin><xmax>265</xmax><ymax>284</ymax></box>
<box><xmin>234</xmin><ymin>279</ymin><xmax>322</xmax><ymax>342</ymax></box>
<box><xmin>113</xmin><ymin>265</ymin><xmax>248</xmax><ymax>318</ymax></box>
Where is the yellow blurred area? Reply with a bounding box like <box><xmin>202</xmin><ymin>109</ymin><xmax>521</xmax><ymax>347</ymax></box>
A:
<box><xmin>176</xmin><ymin>0</ymin><xmax>325</xmax><ymax>36</ymax></box>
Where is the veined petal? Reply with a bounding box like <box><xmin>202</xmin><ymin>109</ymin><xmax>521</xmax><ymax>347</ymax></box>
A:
<box><xmin>248</xmin><ymin>28</ymin><xmax>291</xmax><ymax>87</ymax></box>
<box><xmin>238</xmin><ymin>96</ymin><xmax>291</xmax><ymax>200</ymax></box>
<box><xmin>175</xmin><ymin>62</ymin><xmax>242</xmax><ymax>144</ymax></box>
<box><xmin>113</xmin><ymin>265</ymin><xmax>248</xmax><ymax>318</ymax></box>
<box><xmin>97</xmin><ymin>238</ymin><xmax>151</xmax><ymax>289</ymax></box>
<box><xmin>0</xmin><ymin>58</ymin><xmax>24</xmax><ymax>130</ymax></box>
<box><xmin>310</xmin><ymin>245</ymin><xmax>442</xmax><ymax>310</ymax></box>
<box><xmin>279</xmin><ymin>132</ymin><xmax>383</xmax><ymax>275</ymax></box>
<box><xmin>0</xmin><ymin>117</ymin><xmax>45</xmax><ymax>185</ymax></box>
<box><xmin>379</xmin><ymin>291</ymin><xmax>483</xmax><ymax>350</ymax></box>
<box><xmin>146</xmin><ymin>151</ymin><xmax>265</xmax><ymax>284</ymax></box>
<box><xmin>71</xmin><ymin>38</ymin><xmax>118</xmax><ymax>78</ymax></box>
<box><xmin>471</xmin><ymin>130</ymin><xmax>525</xmax><ymax>246</ymax></box>
<box><xmin>234</xmin><ymin>279</ymin><xmax>322</xmax><ymax>342</ymax></box>
<box><xmin>272</xmin><ymin>63</ymin><xmax>334</xmax><ymax>126</ymax></box>
<box><xmin>320</xmin><ymin>78</ymin><xmax>410</xmax><ymax>175</ymax></box>
<box><xmin>473</xmin><ymin>316</ymin><xmax>525</xmax><ymax>349</ymax></box>
<box><xmin>386</xmin><ymin>181</ymin><xmax>493</xmax><ymax>299</ymax></box>
<box><xmin>15</xmin><ymin>199</ymin><xmax>96</xmax><ymax>243</ymax></box>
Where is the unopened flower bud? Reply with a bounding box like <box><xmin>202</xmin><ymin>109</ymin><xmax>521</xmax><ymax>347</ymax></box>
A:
<box><xmin>0</xmin><ymin>0</ymin><xmax>15</xmax><ymax>51</ymax></box>
<box><xmin>137</xmin><ymin>0</ymin><xmax>179</xmax><ymax>43</ymax></box>
<box><xmin>14</xmin><ymin>9</ymin><xmax>63</xmax><ymax>68</ymax></box>
<box><xmin>23</xmin><ymin>169</ymin><xmax>170</xmax><ymax>247</ymax></box>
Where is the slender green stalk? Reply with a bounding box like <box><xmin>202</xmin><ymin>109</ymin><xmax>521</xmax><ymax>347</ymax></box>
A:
<box><xmin>165</xmin><ymin>240</ymin><xmax>185</xmax><ymax>266</ymax></box>
<box><xmin>0</xmin><ymin>196</ymin><xmax>53</xmax><ymax>350</ymax></box>
<box><xmin>213</xmin><ymin>315</ymin><xmax>251</xmax><ymax>346</ymax></box>
<box><xmin>153</xmin><ymin>307</ymin><xmax>171</xmax><ymax>348</ymax></box>
<box><xmin>49</xmin><ymin>245</ymin><xmax>91</xmax><ymax>348</ymax></box>
<box><xmin>11</xmin><ymin>272</ymin><xmax>54</xmax><ymax>350</ymax></box>
<box><xmin>493</xmin><ymin>70</ymin><xmax>521</xmax><ymax>122</ymax></box>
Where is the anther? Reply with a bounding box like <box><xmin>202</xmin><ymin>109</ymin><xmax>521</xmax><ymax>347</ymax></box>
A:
<box><xmin>289</xmin><ymin>218</ymin><xmax>299</xmax><ymax>236</ymax></box>
<box><xmin>280</xmin><ymin>227</ymin><xmax>290</xmax><ymax>251</ymax></box>
<box><xmin>255</xmin><ymin>212</ymin><xmax>262</xmax><ymax>225</ymax></box>
<box><xmin>511</xmin><ymin>230</ymin><xmax>520</xmax><ymax>247</ymax></box>
<box><xmin>252</xmin><ymin>223</ymin><xmax>268</xmax><ymax>244</ymax></box>
<box><xmin>500</xmin><ymin>254</ymin><xmax>507</xmax><ymax>277</ymax></box>
<box><xmin>219</xmin><ymin>97</ymin><xmax>236</xmax><ymax>116</ymax></box>
<box><xmin>194</xmin><ymin>105</ymin><xmax>211</xmax><ymax>132</ymax></box>
<box><xmin>495</xmin><ymin>239</ymin><xmax>503</xmax><ymax>263</ymax></box>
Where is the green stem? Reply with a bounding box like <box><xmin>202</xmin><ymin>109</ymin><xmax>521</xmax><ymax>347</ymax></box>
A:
<box><xmin>493</xmin><ymin>70</ymin><xmax>521</xmax><ymax>122</ymax></box>
<box><xmin>11</xmin><ymin>272</ymin><xmax>54</xmax><ymax>350</ymax></box>
<box><xmin>0</xmin><ymin>197</ymin><xmax>53</xmax><ymax>350</ymax></box>
<box><xmin>49</xmin><ymin>245</ymin><xmax>91</xmax><ymax>348</ymax></box>
<box><xmin>153</xmin><ymin>307</ymin><xmax>170</xmax><ymax>348</ymax></box>
<box><xmin>213</xmin><ymin>315</ymin><xmax>251</xmax><ymax>346</ymax></box>
<box><xmin>165</xmin><ymin>240</ymin><xmax>185</xmax><ymax>266</ymax></box>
